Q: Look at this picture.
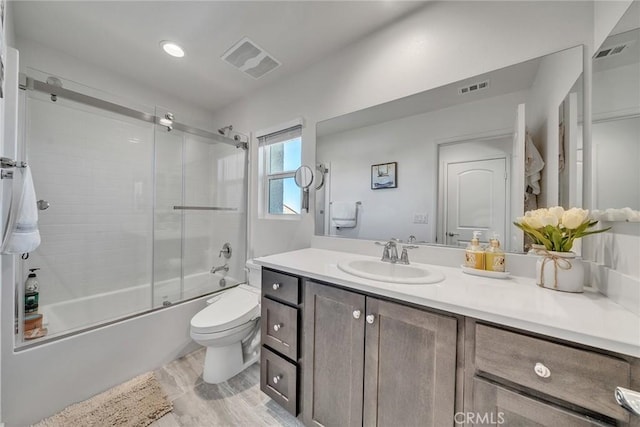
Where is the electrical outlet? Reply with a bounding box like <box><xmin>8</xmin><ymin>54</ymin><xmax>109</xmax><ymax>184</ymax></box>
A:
<box><xmin>413</xmin><ymin>213</ymin><xmax>428</xmax><ymax>224</ymax></box>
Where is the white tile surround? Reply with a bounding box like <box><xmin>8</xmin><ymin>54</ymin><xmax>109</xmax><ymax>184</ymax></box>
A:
<box><xmin>21</xmin><ymin>89</ymin><xmax>247</xmax><ymax>338</ymax></box>
<box><xmin>25</xmin><ymin>92</ymin><xmax>155</xmax><ymax>305</ymax></box>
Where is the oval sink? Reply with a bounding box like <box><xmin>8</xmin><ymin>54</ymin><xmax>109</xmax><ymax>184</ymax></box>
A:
<box><xmin>337</xmin><ymin>259</ymin><xmax>444</xmax><ymax>284</ymax></box>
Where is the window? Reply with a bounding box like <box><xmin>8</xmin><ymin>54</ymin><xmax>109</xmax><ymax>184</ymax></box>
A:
<box><xmin>258</xmin><ymin>125</ymin><xmax>302</xmax><ymax>216</ymax></box>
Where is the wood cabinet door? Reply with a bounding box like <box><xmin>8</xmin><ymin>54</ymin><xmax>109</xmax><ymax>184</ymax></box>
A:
<box><xmin>303</xmin><ymin>281</ymin><xmax>366</xmax><ymax>427</ymax></box>
<box><xmin>363</xmin><ymin>298</ymin><xmax>457</xmax><ymax>427</ymax></box>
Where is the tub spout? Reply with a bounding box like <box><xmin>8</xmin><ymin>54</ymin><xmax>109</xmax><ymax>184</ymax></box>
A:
<box><xmin>211</xmin><ymin>264</ymin><xmax>229</xmax><ymax>274</ymax></box>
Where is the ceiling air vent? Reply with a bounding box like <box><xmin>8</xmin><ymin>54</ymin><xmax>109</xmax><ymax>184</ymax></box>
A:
<box><xmin>595</xmin><ymin>41</ymin><xmax>634</xmax><ymax>59</ymax></box>
<box><xmin>458</xmin><ymin>80</ymin><xmax>490</xmax><ymax>95</ymax></box>
<box><xmin>221</xmin><ymin>37</ymin><xmax>281</xmax><ymax>79</ymax></box>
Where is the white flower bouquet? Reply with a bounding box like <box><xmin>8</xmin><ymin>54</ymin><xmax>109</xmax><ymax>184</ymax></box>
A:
<box><xmin>514</xmin><ymin>206</ymin><xmax>610</xmax><ymax>252</ymax></box>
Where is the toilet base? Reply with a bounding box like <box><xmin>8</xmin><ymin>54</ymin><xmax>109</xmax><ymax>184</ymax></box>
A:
<box><xmin>202</xmin><ymin>342</ymin><xmax>260</xmax><ymax>384</ymax></box>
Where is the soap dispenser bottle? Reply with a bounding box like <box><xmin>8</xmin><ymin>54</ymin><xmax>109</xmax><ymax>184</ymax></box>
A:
<box><xmin>464</xmin><ymin>231</ymin><xmax>485</xmax><ymax>270</ymax></box>
<box><xmin>485</xmin><ymin>234</ymin><xmax>506</xmax><ymax>272</ymax></box>
<box><xmin>25</xmin><ymin>268</ymin><xmax>40</xmax><ymax>314</ymax></box>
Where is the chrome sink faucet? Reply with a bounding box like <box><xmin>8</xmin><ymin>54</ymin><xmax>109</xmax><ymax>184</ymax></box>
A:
<box><xmin>375</xmin><ymin>239</ymin><xmax>400</xmax><ymax>263</ymax></box>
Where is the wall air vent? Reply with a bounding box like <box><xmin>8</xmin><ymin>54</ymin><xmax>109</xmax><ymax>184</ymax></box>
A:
<box><xmin>595</xmin><ymin>41</ymin><xmax>635</xmax><ymax>59</ymax></box>
<box><xmin>458</xmin><ymin>80</ymin><xmax>490</xmax><ymax>95</ymax></box>
<box><xmin>221</xmin><ymin>37</ymin><xmax>281</xmax><ymax>79</ymax></box>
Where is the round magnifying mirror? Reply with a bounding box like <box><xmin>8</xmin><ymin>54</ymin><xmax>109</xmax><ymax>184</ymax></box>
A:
<box><xmin>294</xmin><ymin>165</ymin><xmax>314</xmax><ymax>189</ymax></box>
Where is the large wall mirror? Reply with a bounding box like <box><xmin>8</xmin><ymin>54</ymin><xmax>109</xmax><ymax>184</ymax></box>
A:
<box><xmin>590</xmin><ymin>2</ymin><xmax>640</xmax><ymax>215</ymax></box>
<box><xmin>315</xmin><ymin>46</ymin><xmax>583</xmax><ymax>253</ymax></box>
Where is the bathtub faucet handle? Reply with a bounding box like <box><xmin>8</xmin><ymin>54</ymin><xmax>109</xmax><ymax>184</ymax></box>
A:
<box><xmin>219</xmin><ymin>242</ymin><xmax>232</xmax><ymax>259</ymax></box>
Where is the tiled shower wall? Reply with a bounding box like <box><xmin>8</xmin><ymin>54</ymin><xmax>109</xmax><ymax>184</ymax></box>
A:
<box><xmin>23</xmin><ymin>90</ymin><xmax>246</xmax><ymax>310</ymax></box>
<box><xmin>25</xmin><ymin>91</ymin><xmax>155</xmax><ymax>306</ymax></box>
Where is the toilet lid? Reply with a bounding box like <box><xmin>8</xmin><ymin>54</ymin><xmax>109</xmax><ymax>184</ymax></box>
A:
<box><xmin>190</xmin><ymin>287</ymin><xmax>260</xmax><ymax>334</ymax></box>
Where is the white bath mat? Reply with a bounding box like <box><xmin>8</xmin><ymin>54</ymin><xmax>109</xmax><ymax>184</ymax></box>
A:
<box><xmin>33</xmin><ymin>372</ymin><xmax>173</xmax><ymax>427</ymax></box>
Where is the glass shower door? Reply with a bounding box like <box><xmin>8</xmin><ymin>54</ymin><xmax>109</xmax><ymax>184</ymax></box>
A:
<box><xmin>19</xmin><ymin>88</ymin><xmax>155</xmax><ymax>344</ymax></box>
<box><xmin>153</xmin><ymin>125</ymin><xmax>248</xmax><ymax>306</ymax></box>
<box><xmin>152</xmin><ymin>125</ymin><xmax>184</xmax><ymax>307</ymax></box>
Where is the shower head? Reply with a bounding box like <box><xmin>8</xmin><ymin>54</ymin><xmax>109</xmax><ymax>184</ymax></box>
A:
<box><xmin>218</xmin><ymin>125</ymin><xmax>233</xmax><ymax>136</ymax></box>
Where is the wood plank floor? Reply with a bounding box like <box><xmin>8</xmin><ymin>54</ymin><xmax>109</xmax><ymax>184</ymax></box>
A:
<box><xmin>151</xmin><ymin>348</ymin><xmax>304</xmax><ymax>427</ymax></box>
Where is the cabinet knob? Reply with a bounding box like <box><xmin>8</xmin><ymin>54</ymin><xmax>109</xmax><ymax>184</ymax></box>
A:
<box><xmin>615</xmin><ymin>386</ymin><xmax>640</xmax><ymax>416</ymax></box>
<box><xmin>353</xmin><ymin>310</ymin><xmax>361</xmax><ymax>319</ymax></box>
<box><xmin>272</xmin><ymin>283</ymin><xmax>280</xmax><ymax>290</ymax></box>
<box><xmin>273</xmin><ymin>375</ymin><xmax>282</xmax><ymax>384</ymax></box>
<box><xmin>273</xmin><ymin>323</ymin><xmax>282</xmax><ymax>332</ymax></box>
<box><xmin>534</xmin><ymin>362</ymin><xmax>551</xmax><ymax>378</ymax></box>
<box><xmin>366</xmin><ymin>314</ymin><xmax>375</xmax><ymax>324</ymax></box>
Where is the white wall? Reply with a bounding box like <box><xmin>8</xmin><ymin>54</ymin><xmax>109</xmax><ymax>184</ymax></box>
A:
<box><xmin>317</xmin><ymin>90</ymin><xmax>526</xmax><ymax>243</ymax></box>
<box><xmin>211</xmin><ymin>1</ymin><xmax>596</xmax><ymax>258</ymax></box>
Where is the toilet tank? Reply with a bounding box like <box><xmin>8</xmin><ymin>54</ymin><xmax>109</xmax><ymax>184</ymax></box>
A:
<box><xmin>245</xmin><ymin>260</ymin><xmax>262</xmax><ymax>290</ymax></box>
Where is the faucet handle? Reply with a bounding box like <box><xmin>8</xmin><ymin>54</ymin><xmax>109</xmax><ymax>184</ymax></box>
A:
<box><xmin>399</xmin><ymin>245</ymin><xmax>418</xmax><ymax>264</ymax></box>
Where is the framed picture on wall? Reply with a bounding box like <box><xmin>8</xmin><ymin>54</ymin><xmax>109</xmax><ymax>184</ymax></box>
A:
<box><xmin>371</xmin><ymin>162</ymin><xmax>397</xmax><ymax>189</ymax></box>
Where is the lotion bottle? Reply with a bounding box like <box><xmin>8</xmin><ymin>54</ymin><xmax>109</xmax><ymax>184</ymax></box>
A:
<box><xmin>24</xmin><ymin>268</ymin><xmax>40</xmax><ymax>314</ymax></box>
<box><xmin>485</xmin><ymin>234</ymin><xmax>506</xmax><ymax>272</ymax></box>
<box><xmin>464</xmin><ymin>231</ymin><xmax>485</xmax><ymax>270</ymax></box>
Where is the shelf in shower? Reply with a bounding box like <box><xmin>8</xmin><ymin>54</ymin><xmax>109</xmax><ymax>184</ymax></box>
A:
<box><xmin>173</xmin><ymin>206</ymin><xmax>238</xmax><ymax>211</ymax></box>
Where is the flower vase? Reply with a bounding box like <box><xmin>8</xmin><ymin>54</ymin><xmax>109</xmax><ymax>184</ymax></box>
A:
<box><xmin>534</xmin><ymin>248</ymin><xmax>584</xmax><ymax>293</ymax></box>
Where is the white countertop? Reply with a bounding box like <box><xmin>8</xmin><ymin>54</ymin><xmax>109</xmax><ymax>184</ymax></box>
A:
<box><xmin>255</xmin><ymin>248</ymin><xmax>640</xmax><ymax>358</ymax></box>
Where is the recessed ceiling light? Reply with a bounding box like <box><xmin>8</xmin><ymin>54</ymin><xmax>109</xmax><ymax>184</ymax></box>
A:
<box><xmin>160</xmin><ymin>41</ymin><xmax>185</xmax><ymax>58</ymax></box>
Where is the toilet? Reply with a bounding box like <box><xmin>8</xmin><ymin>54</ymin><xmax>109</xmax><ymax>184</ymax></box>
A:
<box><xmin>190</xmin><ymin>260</ymin><xmax>262</xmax><ymax>384</ymax></box>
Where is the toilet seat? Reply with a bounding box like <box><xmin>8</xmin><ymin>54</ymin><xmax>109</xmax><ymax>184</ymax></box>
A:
<box><xmin>190</xmin><ymin>286</ymin><xmax>260</xmax><ymax>334</ymax></box>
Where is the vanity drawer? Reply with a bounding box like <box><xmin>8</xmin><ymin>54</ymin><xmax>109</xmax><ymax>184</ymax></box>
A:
<box><xmin>472</xmin><ymin>378</ymin><xmax>613</xmax><ymax>426</ymax></box>
<box><xmin>474</xmin><ymin>324</ymin><xmax>630</xmax><ymax>421</ymax></box>
<box><xmin>261</xmin><ymin>347</ymin><xmax>298</xmax><ymax>415</ymax></box>
<box><xmin>261</xmin><ymin>297</ymin><xmax>299</xmax><ymax>361</ymax></box>
<box><xmin>262</xmin><ymin>269</ymin><xmax>300</xmax><ymax>305</ymax></box>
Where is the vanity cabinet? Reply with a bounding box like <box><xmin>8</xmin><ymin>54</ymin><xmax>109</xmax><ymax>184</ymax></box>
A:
<box><xmin>302</xmin><ymin>280</ymin><xmax>458</xmax><ymax>427</ymax></box>
<box><xmin>260</xmin><ymin>268</ymin><xmax>302</xmax><ymax>415</ymax></box>
<box><xmin>465</xmin><ymin>320</ymin><xmax>637</xmax><ymax>426</ymax></box>
<box><xmin>258</xmin><ymin>267</ymin><xmax>640</xmax><ymax>427</ymax></box>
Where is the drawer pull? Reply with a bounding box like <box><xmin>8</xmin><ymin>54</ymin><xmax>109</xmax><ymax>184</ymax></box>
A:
<box><xmin>366</xmin><ymin>314</ymin><xmax>376</xmax><ymax>324</ymax></box>
<box><xmin>273</xmin><ymin>323</ymin><xmax>282</xmax><ymax>332</ymax></box>
<box><xmin>273</xmin><ymin>375</ymin><xmax>282</xmax><ymax>384</ymax></box>
<box><xmin>272</xmin><ymin>283</ymin><xmax>280</xmax><ymax>290</ymax></box>
<box><xmin>615</xmin><ymin>386</ymin><xmax>640</xmax><ymax>416</ymax></box>
<box><xmin>353</xmin><ymin>310</ymin><xmax>361</xmax><ymax>319</ymax></box>
<box><xmin>534</xmin><ymin>362</ymin><xmax>551</xmax><ymax>378</ymax></box>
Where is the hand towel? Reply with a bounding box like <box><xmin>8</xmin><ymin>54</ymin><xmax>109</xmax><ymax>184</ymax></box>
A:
<box><xmin>2</xmin><ymin>166</ymin><xmax>41</xmax><ymax>254</ymax></box>
<box><xmin>331</xmin><ymin>201</ymin><xmax>357</xmax><ymax>229</ymax></box>
<box><xmin>524</xmin><ymin>133</ymin><xmax>544</xmax><ymax>195</ymax></box>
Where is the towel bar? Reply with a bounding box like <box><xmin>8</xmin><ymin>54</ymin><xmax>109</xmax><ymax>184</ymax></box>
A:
<box><xmin>1</xmin><ymin>157</ymin><xmax>27</xmax><ymax>169</ymax></box>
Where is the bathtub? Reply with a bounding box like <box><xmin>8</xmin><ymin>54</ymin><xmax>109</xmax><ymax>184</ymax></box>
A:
<box><xmin>36</xmin><ymin>271</ymin><xmax>240</xmax><ymax>342</ymax></box>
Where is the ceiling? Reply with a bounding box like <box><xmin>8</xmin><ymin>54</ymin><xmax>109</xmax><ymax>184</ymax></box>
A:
<box><xmin>11</xmin><ymin>1</ymin><xmax>428</xmax><ymax>114</ymax></box>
